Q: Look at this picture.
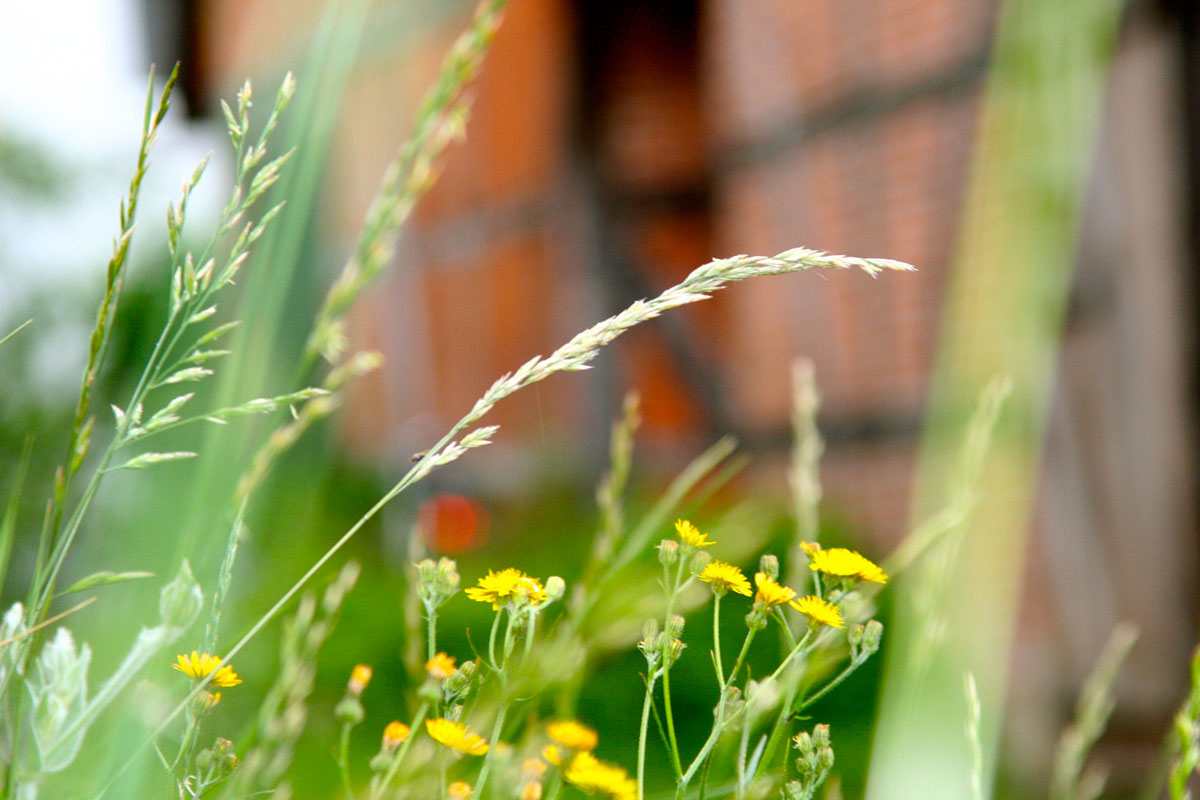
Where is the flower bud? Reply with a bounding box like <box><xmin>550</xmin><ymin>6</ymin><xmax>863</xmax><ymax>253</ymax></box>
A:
<box><xmin>437</xmin><ymin>557</ymin><xmax>461</xmax><ymax>591</ymax></box>
<box><xmin>159</xmin><ymin>559</ymin><xmax>202</xmax><ymax>631</ymax></box>
<box><xmin>811</xmin><ymin>724</ymin><xmax>830</xmax><ymax>747</ymax></box>
<box><xmin>544</xmin><ymin>576</ymin><xmax>566</xmax><ymax>604</ymax></box>
<box><xmin>792</xmin><ymin>731</ymin><xmax>813</xmax><ymax>753</ymax></box>
<box><xmin>759</xmin><ymin>554</ymin><xmax>779</xmax><ymax>580</ymax></box>
<box><xmin>745</xmin><ymin>609</ymin><xmax>768</xmax><ymax>631</ymax></box>
<box><xmin>348</xmin><ymin>664</ymin><xmax>373</xmax><ymax>697</ymax></box>
<box><xmin>335</xmin><ymin>695</ymin><xmax>365</xmax><ymax>725</ymax></box>
<box><xmin>665</xmin><ymin>637</ymin><xmax>686</xmax><ymax>666</ymax></box>
<box><xmin>689</xmin><ymin>550</ymin><xmax>712</xmax><ymax>576</ymax></box>
<box><xmin>382</xmin><ymin>721</ymin><xmax>409</xmax><ymax>751</ymax></box>
<box><xmin>666</xmin><ymin>615</ymin><xmax>685</xmax><ymax>639</ymax></box>
<box><xmin>444</xmin><ymin>660</ymin><xmax>476</xmax><ymax>696</ymax></box>
<box><xmin>862</xmin><ymin>619</ymin><xmax>883</xmax><ymax>653</ymax></box>
<box><xmin>817</xmin><ymin>745</ymin><xmax>835</xmax><ymax>770</ymax></box>
<box><xmin>657</xmin><ymin>539</ymin><xmax>679</xmax><ymax>566</ymax></box>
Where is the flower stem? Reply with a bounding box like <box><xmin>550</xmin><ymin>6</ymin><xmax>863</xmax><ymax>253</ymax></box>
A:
<box><xmin>726</xmin><ymin>627</ymin><xmax>758</xmax><ymax>688</ymax></box>
<box><xmin>662</xmin><ymin>665</ymin><xmax>684</xmax><ymax>778</ymax></box>
<box><xmin>712</xmin><ymin>594</ymin><xmax>724</xmax><ymax>687</ymax></box>
<box><xmin>637</xmin><ymin>671</ymin><xmax>660</xmax><ymax>800</ymax></box>
<box><xmin>370</xmin><ymin>701</ymin><xmax>428</xmax><ymax>800</ymax></box>
<box><xmin>487</xmin><ymin>609</ymin><xmax>502</xmax><ymax>669</ymax></box>
<box><xmin>475</xmin><ymin>703</ymin><xmax>508</xmax><ymax>798</ymax></box>
<box><xmin>338</xmin><ymin>721</ymin><xmax>355</xmax><ymax>799</ymax></box>
<box><xmin>426</xmin><ymin>601</ymin><xmax>438</xmax><ymax>661</ymax></box>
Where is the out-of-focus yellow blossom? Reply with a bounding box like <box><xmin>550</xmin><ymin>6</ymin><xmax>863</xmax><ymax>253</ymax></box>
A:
<box><xmin>674</xmin><ymin>519</ymin><xmax>715</xmax><ymax>549</ymax></box>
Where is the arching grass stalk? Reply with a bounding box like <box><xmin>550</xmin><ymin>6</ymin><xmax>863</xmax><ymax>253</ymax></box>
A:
<box><xmin>109</xmin><ymin>246</ymin><xmax>910</xmax><ymax>791</ymax></box>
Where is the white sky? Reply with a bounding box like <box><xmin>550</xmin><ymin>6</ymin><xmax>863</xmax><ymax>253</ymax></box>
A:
<box><xmin>0</xmin><ymin>0</ymin><xmax>226</xmax><ymax>392</ymax></box>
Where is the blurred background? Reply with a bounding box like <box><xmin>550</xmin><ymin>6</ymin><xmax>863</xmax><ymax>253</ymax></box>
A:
<box><xmin>0</xmin><ymin>0</ymin><xmax>1197</xmax><ymax>797</ymax></box>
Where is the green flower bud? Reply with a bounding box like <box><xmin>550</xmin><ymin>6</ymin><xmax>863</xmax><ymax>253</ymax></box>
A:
<box><xmin>159</xmin><ymin>559</ymin><xmax>202</xmax><ymax>631</ymax></box>
<box><xmin>862</xmin><ymin>619</ymin><xmax>883</xmax><ymax>653</ymax></box>
<box><xmin>544</xmin><ymin>576</ymin><xmax>566</xmax><ymax>603</ymax></box>
<box><xmin>335</xmin><ymin>695</ymin><xmax>365</xmax><ymax>725</ymax></box>
<box><xmin>666</xmin><ymin>614</ymin><xmax>685</xmax><ymax>639</ymax></box>
<box><xmin>689</xmin><ymin>550</ymin><xmax>712</xmax><ymax>575</ymax></box>
<box><xmin>658</xmin><ymin>539</ymin><xmax>679</xmax><ymax>566</ymax></box>
<box><xmin>759</xmin><ymin>554</ymin><xmax>779</xmax><ymax>579</ymax></box>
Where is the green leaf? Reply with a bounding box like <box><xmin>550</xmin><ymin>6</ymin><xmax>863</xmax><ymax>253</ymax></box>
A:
<box><xmin>60</xmin><ymin>571</ymin><xmax>155</xmax><ymax>596</ymax></box>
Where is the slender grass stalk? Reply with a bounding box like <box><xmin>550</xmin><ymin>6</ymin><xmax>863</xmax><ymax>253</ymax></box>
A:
<box><xmin>1049</xmin><ymin>624</ymin><xmax>1139</xmax><ymax>800</ymax></box>
<box><xmin>305</xmin><ymin>0</ymin><xmax>512</xmax><ymax>368</ymax></box>
<box><xmin>108</xmin><ymin>246</ymin><xmax>909</xmax><ymax>790</ymax></box>
<box><xmin>0</xmin><ymin>319</ymin><xmax>32</xmax><ymax>347</ymax></box>
<box><xmin>50</xmin><ymin>64</ymin><xmax>179</xmax><ymax>553</ymax></box>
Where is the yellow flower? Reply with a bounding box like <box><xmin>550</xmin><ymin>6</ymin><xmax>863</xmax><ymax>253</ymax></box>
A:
<box><xmin>383</xmin><ymin>721</ymin><xmax>410</xmax><ymax>751</ymax></box>
<box><xmin>542</xmin><ymin>744</ymin><xmax>563</xmax><ymax>766</ymax></box>
<box><xmin>807</xmin><ymin>548</ymin><xmax>888</xmax><ymax>584</ymax></box>
<box><xmin>448</xmin><ymin>782</ymin><xmax>473</xmax><ymax>799</ymax></box>
<box><xmin>172</xmin><ymin>651</ymin><xmax>243</xmax><ymax>688</ymax></box>
<box><xmin>674</xmin><ymin>519</ymin><xmax>715</xmax><ymax>549</ymax></box>
<box><xmin>754</xmin><ymin>573</ymin><xmax>796</xmax><ymax>607</ymax></box>
<box><xmin>425</xmin><ymin>718</ymin><xmax>489</xmax><ymax>756</ymax></box>
<box><xmin>790</xmin><ymin>595</ymin><xmax>845</xmax><ymax>629</ymax></box>
<box><xmin>204</xmin><ymin>691</ymin><xmax>221</xmax><ymax>707</ymax></box>
<box><xmin>426</xmin><ymin>652</ymin><xmax>458</xmax><ymax>680</ymax></box>
<box><xmin>699</xmin><ymin>561</ymin><xmax>752</xmax><ymax>596</ymax></box>
<box><xmin>348</xmin><ymin>663</ymin><xmax>372</xmax><ymax>695</ymax></box>
<box><xmin>465</xmin><ymin>568</ymin><xmax>548</xmax><ymax>610</ymax></box>
<box><xmin>799</xmin><ymin>541</ymin><xmax>821</xmax><ymax>556</ymax></box>
<box><xmin>522</xmin><ymin>780</ymin><xmax>544</xmax><ymax>800</ymax></box>
<box><xmin>565</xmin><ymin>752</ymin><xmax>638</xmax><ymax>800</ymax></box>
<box><xmin>547</xmin><ymin>720</ymin><xmax>599</xmax><ymax>751</ymax></box>
<box><xmin>523</xmin><ymin>758</ymin><xmax>548</xmax><ymax>779</ymax></box>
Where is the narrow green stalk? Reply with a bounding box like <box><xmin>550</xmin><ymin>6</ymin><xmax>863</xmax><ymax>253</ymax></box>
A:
<box><xmin>487</xmin><ymin>607</ymin><xmax>502</xmax><ymax>669</ymax></box>
<box><xmin>712</xmin><ymin>594</ymin><xmax>724</xmax><ymax>687</ymax></box>
<box><xmin>475</xmin><ymin>704</ymin><xmax>508</xmax><ymax>798</ymax></box>
<box><xmin>725</xmin><ymin>628</ymin><xmax>758</xmax><ymax>688</ymax></box>
<box><xmin>637</xmin><ymin>674</ymin><xmax>658</xmax><ymax>800</ymax></box>
<box><xmin>338</xmin><ymin>721</ymin><xmax>354</xmax><ymax>799</ymax></box>
<box><xmin>794</xmin><ymin>657</ymin><xmax>862</xmax><ymax>715</ymax></box>
<box><xmin>426</xmin><ymin>602</ymin><xmax>438</xmax><ymax>661</ymax></box>
<box><xmin>370</xmin><ymin>701</ymin><xmax>428</xmax><ymax>800</ymax></box>
<box><xmin>755</xmin><ymin>686</ymin><xmax>799</xmax><ymax>783</ymax></box>
<box><xmin>661</xmin><ymin>558</ymin><xmax>687</xmax><ymax>778</ymax></box>
<box><xmin>524</xmin><ymin>608</ymin><xmax>537</xmax><ymax>661</ymax></box>
<box><xmin>662</xmin><ymin>667</ymin><xmax>684</xmax><ymax>779</ymax></box>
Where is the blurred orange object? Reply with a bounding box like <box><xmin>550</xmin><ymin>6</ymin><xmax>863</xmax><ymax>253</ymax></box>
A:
<box><xmin>417</xmin><ymin>493</ymin><xmax>489</xmax><ymax>555</ymax></box>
